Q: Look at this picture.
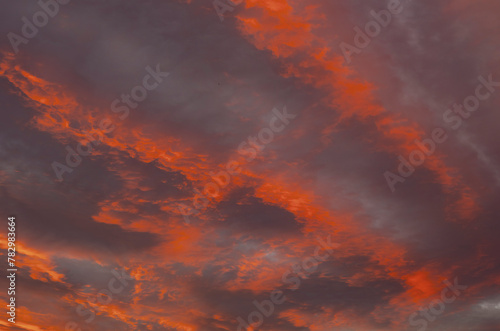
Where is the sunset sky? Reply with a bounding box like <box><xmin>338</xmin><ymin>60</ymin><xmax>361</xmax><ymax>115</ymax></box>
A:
<box><xmin>1</xmin><ymin>0</ymin><xmax>500</xmax><ymax>330</ymax></box>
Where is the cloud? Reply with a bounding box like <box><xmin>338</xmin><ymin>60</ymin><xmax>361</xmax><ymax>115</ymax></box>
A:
<box><xmin>0</xmin><ymin>0</ymin><xmax>499</xmax><ymax>330</ymax></box>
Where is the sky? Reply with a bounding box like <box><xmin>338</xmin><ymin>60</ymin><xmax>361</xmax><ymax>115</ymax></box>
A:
<box><xmin>0</xmin><ymin>0</ymin><xmax>500</xmax><ymax>330</ymax></box>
